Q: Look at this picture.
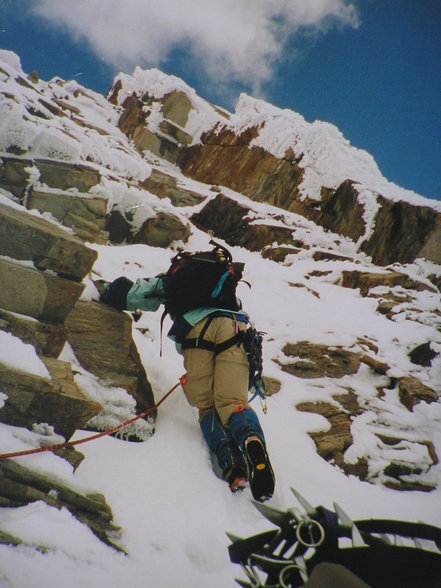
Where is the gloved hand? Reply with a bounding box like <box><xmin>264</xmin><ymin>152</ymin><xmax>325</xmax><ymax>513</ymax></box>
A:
<box><xmin>96</xmin><ymin>276</ymin><xmax>133</xmax><ymax>311</ymax></box>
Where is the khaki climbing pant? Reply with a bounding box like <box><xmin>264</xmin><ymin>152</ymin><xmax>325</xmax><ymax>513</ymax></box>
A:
<box><xmin>182</xmin><ymin>316</ymin><xmax>249</xmax><ymax>426</ymax></box>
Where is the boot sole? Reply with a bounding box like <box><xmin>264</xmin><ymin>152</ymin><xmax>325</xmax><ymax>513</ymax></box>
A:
<box><xmin>244</xmin><ymin>437</ymin><xmax>275</xmax><ymax>502</ymax></box>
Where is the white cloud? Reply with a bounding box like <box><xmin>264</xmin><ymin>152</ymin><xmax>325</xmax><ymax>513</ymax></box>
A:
<box><xmin>31</xmin><ymin>0</ymin><xmax>359</xmax><ymax>94</ymax></box>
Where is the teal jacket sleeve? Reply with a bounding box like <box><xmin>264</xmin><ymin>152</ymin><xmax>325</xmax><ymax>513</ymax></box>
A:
<box><xmin>126</xmin><ymin>277</ymin><xmax>166</xmax><ymax>311</ymax></box>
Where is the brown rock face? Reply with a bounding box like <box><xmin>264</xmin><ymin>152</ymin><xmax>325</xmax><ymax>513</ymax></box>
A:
<box><xmin>180</xmin><ymin>126</ymin><xmax>305</xmax><ymax>210</ymax></box>
<box><xmin>296</xmin><ymin>401</ymin><xmax>354</xmax><ymax>458</ymax></box>
<box><xmin>65</xmin><ymin>300</ymin><xmax>155</xmax><ymax>414</ymax></box>
<box><xmin>279</xmin><ymin>342</ymin><xmax>361</xmax><ymax>379</ymax></box>
<box><xmin>398</xmin><ymin>377</ymin><xmax>439</xmax><ymax>411</ymax></box>
<box><xmin>296</xmin><ymin>392</ymin><xmax>368</xmax><ymax>480</ymax></box>
<box><xmin>191</xmin><ymin>193</ymin><xmax>298</xmax><ymax>252</ymax></box>
<box><xmin>0</xmin><ymin>259</ymin><xmax>84</xmax><ymax>323</ymax></box>
<box><xmin>341</xmin><ymin>269</ymin><xmax>434</xmax><ymax>296</ymax></box>
<box><xmin>0</xmin><ymin>309</ymin><xmax>65</xmax><ymax>358</ymax></box>
<box><xmin>0</xmin><ymin>157</ymin><xmax>101</xmax><ymax>200</ymax></box>
<box><xmin>178</xmin><ymin>123</ymin><xmax>441</xmax><ymax>267</ymax></box>
<box><xmin>0</xmin><ymin>361</ymin><xmax>102</xmax><ymax>440</ymax></box>
<box><xmin>360</xmin><ymin>195</ymin><xmax>441</xmax><ymax>265</ymax></box>
<box><xmin>315</xmin><ymin>180</ymin><xmax>366</xmax><ymax>242</ymax></box>
<box><xmin>0</xmin><ymin>202</ymin><xmax>97</xmax><ymax>281</ymax></box>
<box><xmin>117</xmin><ymin>95</ymin><xmax>182</xmax><ymax>163</ymax></box>
<box><xmin>110</xmin><ymin>82</ymin><xmax>441</xmax><ymax>267</ymax></box>
<box><xmin>141</xmin><ymin>169</ymin><xmax>206</xmax><ymax>207</ymax></box>
<box><xmin>178</xmin><ymin>121</ymin><xmax>441</xmax><ymax>267</ymax></box>
<box><xmin>130</xmin><ymin>211</ymin><xmax>190</xmax><ymax>247</ymax></box>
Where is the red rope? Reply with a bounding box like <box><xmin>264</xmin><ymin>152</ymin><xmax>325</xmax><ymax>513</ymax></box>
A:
<box><xmin>0</xmin><ymin>376</ymin><xmax>186</xmax><ymax>460</ymax></box>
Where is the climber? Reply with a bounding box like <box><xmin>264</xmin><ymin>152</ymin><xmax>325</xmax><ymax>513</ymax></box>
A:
<box><xmin>96</xmin><ymin>241</ymin><xmax>275</xmax><ymax>502</ymax></box>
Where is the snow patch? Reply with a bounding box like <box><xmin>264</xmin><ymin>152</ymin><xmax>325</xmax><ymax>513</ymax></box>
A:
<box><xmin>0</xmin><ymin>330</ymin><xmax>50</xmax><ymax>379</ymax></box>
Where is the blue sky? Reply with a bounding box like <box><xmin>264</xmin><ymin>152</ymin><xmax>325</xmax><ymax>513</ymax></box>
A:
<box><xmin>1</xmin><ymin>0</ymin><xmax>440</xmax><ymax>201</ymax></box>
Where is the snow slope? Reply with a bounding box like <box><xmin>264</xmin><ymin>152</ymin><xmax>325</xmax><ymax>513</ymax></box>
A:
<box><xmin>1</xmin><ymin>233</ymin><xmax>441</xmax><ymax>588</ymax></box>
<box><xmin>0</xmin><ymin>52</ymin><xmax>441</xmax><ymax>588</ymax></box>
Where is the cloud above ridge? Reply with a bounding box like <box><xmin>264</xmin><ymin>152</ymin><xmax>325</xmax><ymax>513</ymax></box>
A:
<box><xmin>30</xmin><ymin>0</ymin><xmax>359</xmax><ymax>95</ymax></box>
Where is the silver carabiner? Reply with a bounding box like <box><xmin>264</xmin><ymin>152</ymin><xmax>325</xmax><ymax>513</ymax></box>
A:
<box><xmin>279</xmin><ymin>560</ymin><xmax>308</xmax><ymax>588</ymax></box>
<box><xmin>295</xmin><ymin>519</ymin><xmax>325</xmax><ymax>548</ymax></box>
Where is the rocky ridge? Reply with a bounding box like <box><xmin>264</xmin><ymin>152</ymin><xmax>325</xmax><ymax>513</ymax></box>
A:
<box><xmin>0</xmin><ymin>51</ymin><xmax>440</xmax><ymax>550</ymax></box>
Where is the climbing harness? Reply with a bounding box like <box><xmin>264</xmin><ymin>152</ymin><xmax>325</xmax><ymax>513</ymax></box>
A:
<box><xmin>181</xmin><ymin>314</ymin><xmax>268</xmax><ymax>411</ymax></box>
<box><xmin>0</xmin><ymin>376</ymin><xmax>186</xmax><ymax>460</ymax></box>
<box><xmin>180</xmin><ymin>312</ymin><xmax>247</xmax><ymax>355</ymax></box>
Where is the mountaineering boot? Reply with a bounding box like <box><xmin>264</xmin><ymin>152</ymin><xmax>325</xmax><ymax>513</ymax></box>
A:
<box><xmin>200</xmin><ymin>410</ymin><xmax>248</xmax><ymax>492</ymax></box>
<box><xmin>228</xmin><ymin>405</ymin><xmax>275</xmax><ymax>502</ymax></box>
<box><xmin>243</xmin><ymin>435</ymin><xmax>275</xmax><ymax>502</ymax></box>
<box><xmin>225</xmin><ymin>466</ymin><xmax>248</xmax><ymax>493</ymax></box>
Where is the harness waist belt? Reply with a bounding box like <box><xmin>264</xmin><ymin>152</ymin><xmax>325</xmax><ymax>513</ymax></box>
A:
<box><xmin>181</xmin><ymin>333</ymin><xmax>242</xmax><ymax>355</ymax></box>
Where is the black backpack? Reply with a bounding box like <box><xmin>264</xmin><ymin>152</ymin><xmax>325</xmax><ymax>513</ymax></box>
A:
<box><xmin>162</xmin><ymin>242</ymin><xmax>267</xmax><ymax>401</ymax></box>
<box><xmin>162</xmin><ymin>241</ymin><xmax>244</xmax><ymax>318</ymax></box>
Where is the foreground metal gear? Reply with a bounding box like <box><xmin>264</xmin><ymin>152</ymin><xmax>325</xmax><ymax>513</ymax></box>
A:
<box><xmin>227</xmin><ymin>487</ymin><xmax>441</xmax><ymax>588</ymax></box>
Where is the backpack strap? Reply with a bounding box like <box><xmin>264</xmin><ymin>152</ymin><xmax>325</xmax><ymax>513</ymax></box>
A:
<box><xmin>211</xmin><ymin>268</ymin><xmax>233</xmax><ymax>298</ymax></box>
<box><xmin>181</xmin><ymin>314</ymin><xmax>215</xmax><ymax>352</ymax></box>
<box><xmin>159</xmin><ymin>308</ymin><xmax>167</xmax><ymax>357</ymax></box>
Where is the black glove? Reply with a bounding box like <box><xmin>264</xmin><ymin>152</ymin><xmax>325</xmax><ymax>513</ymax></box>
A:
<box><xmin>99</xmin><ymin>277</ymin><xmax>133</xmax><ymax>311</ymax></box>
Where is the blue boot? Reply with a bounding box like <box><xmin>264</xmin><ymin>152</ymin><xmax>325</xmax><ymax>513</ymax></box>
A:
<box><xmin>228</xmin><ymin>406</ymin><xmax>275</xmax><ymax>502</ymax></box>
<box><xmin>200</xmin><ymin>410</ymin><xmax>247</xmax><ymax>492</ymax></box>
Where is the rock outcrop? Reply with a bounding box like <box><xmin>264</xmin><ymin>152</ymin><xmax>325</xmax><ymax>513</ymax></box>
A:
<box><xmin>398</xmin><ymin>376</ymin><xmax>439</xmax><ymax>412</ymax></box>
<box><xmin>0</xmin><ymin>201</ymin><xmax>97</xmax><ymax>280</ymax></box>
<box><xmin>0</xmin><ymin>459</ymin><xmax>122</xmax><ymax>550</ymax></box>
<box><xmin>111</xmin><ymin>80</ymin><xmax>441</xmax><ymax>267</ymax></box>
<box><xmin>0</xmin><ymin>258</ymin><xmax>84</xmax><ymax>322</ymax></box>
<box><xmin>117</xmin><ymin>94</ymin><xmax>185</xmax><ymax>164</ymax></box>
<box><xmin>141</xmin><ymin>168</ymin><xmax>206</xmax><ymax>207</ymax></box>
<box><xmin>179</xmin><ymin>126</ymin><xmax>306</xmax><ymax>211</ymax></box>
<box><xmin>0</xmin><ymin>201</ymin><xmax>97</xmax><ymax>432</ymax></box>
<box><xmin>176</xmin><ymin>122</ymin><xmax>441</xmax><ymax>267</ymax></box>
<box><xmin>65</xmin><ymin>300</ymin><xmax>155</xmax><ymax>414</ymax></box>
<box><xmin>130</xmin><ymin>210</ymin><xmax>190</xmax><ymax>247</ymax></box>
<box><xmin>191</xmin><ymin>193</ymin><xmax>305</xmax><ymax>253</ymax></box>
<box><xmin>0</xmin><ymin>197</ymin><xmax>156</xmax><ymax>428</ymax></box>
<box><xmin>0</xmin><ymin>156</ymin><xmax>101</xmax><ymax>200</ymax></box>
<box><xmin>0</xmin><ymin>308</ymin><xmax>66</xmax><ymax>358</ymax></box>
<box><xmin>27</xmin><ymin>188</ymin><xmax>109</xmax><ymax>244</ymax></box>
<box><xmin>341</xmin><ymin>269</ymin><xmax>434</xmax><ymax>296</ymax></box>
<box><xmin>0</xmin><ymin>360</ymin><xmax>102</xmax><ymax>440</ymax></box>
<box><xmin>279</xmin><ymin>341</ymin><xmax>438</xmax><ymax>491</ymax></box>
<box><xmin>278</xmin><ymin>342</ymin><xmax>362</xmax><ymax>379</ymax></box>
<box><xmin>0</xmin><ymin>196</ymin><xmax>155</xmax><ymax>546</ymax></box>
<box><xmin>360</xmin><ymin>194</ymin><xmax>441</xmax><ymax>265</ymax></box>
